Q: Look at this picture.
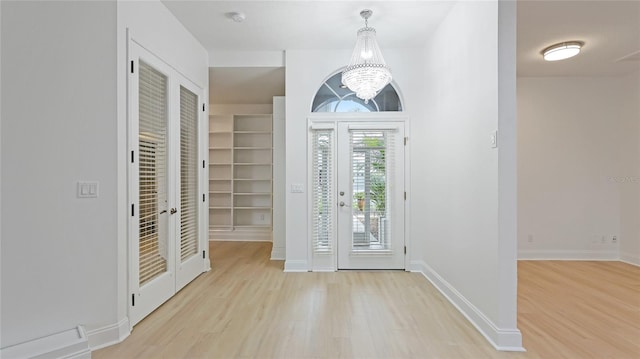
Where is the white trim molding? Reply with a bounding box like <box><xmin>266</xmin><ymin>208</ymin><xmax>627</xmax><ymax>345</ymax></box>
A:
<box><xmin>271</xmin><ymin>246</ymin><xmax>286</xmax><ymax>260</ymax></box>
<box><xmin>87</xmin><ymin>317</ymin><xmax>130</xmax><ymax>351</ymax></box>
<box><xmin>410</xmin><ymin>260</ymin><xmax>525</xmax><ymax>352</ymax></box>
<box><xmin>0</xmin><ymin>326</ymin><xmax>91</xmax><ymax>359</ymax></box>
<box><xmin>518</xmin><ymin>249</ymin><xmax>619</xmax><ymax>261</ymax></box>
<box><xmin>284</xmin><ymin>260</ymin><xmax>309</xmax><ymax>272</ymax></box>
<box><xmin>620</xmin><ymin>252</ymin><xmax>640</xmax><ymax>267</ymax></box>
<box><xmin>209</xmin><ymin>230</ymin><xmax>272</xmax><ymax>242</ymax></box>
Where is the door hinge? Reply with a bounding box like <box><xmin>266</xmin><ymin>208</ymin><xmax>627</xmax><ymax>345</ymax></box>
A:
<box><xmin>131</xmin><ymin>204</ymin><xmax>135</xmax><ymax>216</ymax></box>
<box><xmin>404</xmin><ymin>137</ymin><xmax>408</xmax><ymax>146</ymax></box>
<box><xmin>404</xmin><ymin>192</ymin><xmax>407</xmax><ymax>200</ymax></box>
<box><xmin>202</xmin><ymin>103</ymin><xmax>205</xmax><ymax>112</ymax></box>
<box><xmin>202</xmin><ymin>250</ymin><xmax>206</xmax><ymax>259</ymax></box>
<box><xmin>203</xmin><ymin>193</ymin><xmax>206</xmax><ymax>202</ymax></box>
<box><xmin>203</xmin><ymin>160</ymin><xmax>205</xmax><ymax>169</ymax></box>
<box><xmin>131</xmin><ymin>150</ymin><xmax>134</xmax><ymax>163</ymax></box>
<box><xmin>404</xmin><ymin>246</ymin><xmax>407</xmax><ymax>255</ymax></box>
<box><xmin>131</xmin><ymin>294</ymin><xmax>135</xmax><ymax>306</ymax></box>
<box><xmin>130</xmin><ymin>60</ymin><xmax>134</xmax><ymax>74</ymax></box>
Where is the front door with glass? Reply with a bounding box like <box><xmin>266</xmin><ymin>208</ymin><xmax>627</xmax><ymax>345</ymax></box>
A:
<box><xmin>334</xmin><ymin>122</ymin><xmax>405</xmax><ymax>269</ymax></box>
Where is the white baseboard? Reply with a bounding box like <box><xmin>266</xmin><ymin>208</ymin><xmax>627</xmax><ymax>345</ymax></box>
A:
<box><xmin>270</xmin><ymin>246</ymin><xmax>285</xmax><ymax>260</ymax></box>
<box><xmin>518</xmin><ymin>249</ymin><xmax>618</xmax><ymax>261</ymax></box>
<box><xmin>87</xmin><ymin>317</ymin><xmax>130</xmax><ymax>351</ymax></box>
<box><xmin>209</xmin><ymin>229</ymin><xmax>272</xmax><ymax>242</ymax></box>
<box><xmin>284</xmin><ymin>260</ymin><xmax>309</xmax><ymax>272</ymax></box>
<box><xmin>0</xmin><ymin>326</ymin><xmax>91</xmax><ymax>359</ymax></box>
<box><xmin>620</xmin><ymin>252</ymin><xmax>640</xmax><ymax>267</ymax></box>
<box><xmin>410</xmin><ymin>260</ymin><xmax>524</xmax><ymax>352</ymax></box>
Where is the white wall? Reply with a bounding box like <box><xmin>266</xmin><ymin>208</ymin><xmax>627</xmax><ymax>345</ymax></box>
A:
<box><xmin>0</xmin><ymin>0</ymin><xmax>208</xmax><ymax>352</ymax></box>
<box><xmin>619</xmin><ymin>71</ymin><xmax>640</xmax><ymax>265</ymax></box>
<box><xmin>517</xmin><ymin>72</ymin><xmax>640</xmax><ymax>263</ymax></box>
<box><xmin>210</xmin><ymin>104</ymin><xmax>273</xmax><ymax>115</ymax></box>
<box><xmin>272</xmin><ymin>96</ymin><xmax>286</xmax><ymax>260</ymax></box>
<box><xmin>1</xmin><ymin>1</ymin><xmax>118</xmax><ymax>348</ymax></box>
<box><xmin>284</xmin><ymin>48</ymin><xmax>424</xmax><ymax>271</ymax></box>
<box><xmin>414</xmin><ymin>0</ymin><xmax>521</xmax><ymax>350</ymax></box>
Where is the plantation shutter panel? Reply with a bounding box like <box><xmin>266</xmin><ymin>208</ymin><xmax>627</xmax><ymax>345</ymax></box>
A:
<box><xmin>349</xmin><ymin>129</ymin><xmax>395</xmax><ymax>250</ymax></box>
<box><xmin>179</xmin><ymin>86</ymin><xmax>199</xmax><ymax>261</ymax></box>
<box><xmin>311</xmin><ymin>129</ymin><xmax>335</xmax><ymax>254</ymax></box>
<box><xmin>138</xmin><ymin>60</ymin><xmax>169</xmax><ymax>285</ymax></box>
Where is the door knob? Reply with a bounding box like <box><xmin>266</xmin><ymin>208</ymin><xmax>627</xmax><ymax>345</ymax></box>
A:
<box><xmin>170</xmin><ymin>208</ymin><xmax>177</xmax><ymax>215</ymax></box>
<box><xmin>339</xmin><ymin>201</ymin><xmax>345</xmax><ymax>207</ymax></box>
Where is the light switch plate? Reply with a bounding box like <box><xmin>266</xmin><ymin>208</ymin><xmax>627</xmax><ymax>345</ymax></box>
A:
<box><xmin>77</xmin><ymin>181</ymin><xmax>99</xmax><ymax>198</ymax></box>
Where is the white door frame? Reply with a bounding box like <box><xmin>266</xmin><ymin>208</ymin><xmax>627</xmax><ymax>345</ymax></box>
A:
<box><xmin>307</xmin><ymin>113</ymin><xmax>411</xmax><ymax>271</ymax></box>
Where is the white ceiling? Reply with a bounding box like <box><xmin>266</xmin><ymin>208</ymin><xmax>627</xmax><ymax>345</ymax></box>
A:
<box><xmin>517</xmin><ymin>0</ymin><xmax>640</xmax><ymax>77</ymax></box>
<box><xmin>163</xmin><ymin>1</ymin><xmax>456</xmax><ymax>51</ymax></box>
<box><xmin>209</xmin><ymin>67</ymin><xmax>285</xmax><ymax>104</ymax></box>
<box><xmin>162</xmin><ymin>0</ymin><xmax>640</xmax><ymax>104</ymax></box>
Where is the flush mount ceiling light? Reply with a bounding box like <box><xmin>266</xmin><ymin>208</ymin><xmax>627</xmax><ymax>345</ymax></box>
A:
<box><xmin>542</xmin><ymin>41</ymin><xmax>584</xmax><ymax>61</ymax></box>
<box><xmin>341</xmin><ymin>9</ymin><xmax>392</xmax><ymax>103</ymax></box>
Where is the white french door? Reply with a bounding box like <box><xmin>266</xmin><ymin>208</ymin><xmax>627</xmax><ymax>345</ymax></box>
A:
<box><xmin>311</xmin><ymin>121</ymin><xmax>405</xmax><ymax>270</ymax></box>
<box><xmin>128</xmin><ymin>42</ymin><xmax>205</xmax><ymax>326</ymax></box>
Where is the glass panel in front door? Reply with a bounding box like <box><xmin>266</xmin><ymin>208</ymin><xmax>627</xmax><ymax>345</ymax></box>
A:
<box><xmin>350</xmin><ymin>130</ymin><xmax>392</xmax><ymax>251</ymax></box>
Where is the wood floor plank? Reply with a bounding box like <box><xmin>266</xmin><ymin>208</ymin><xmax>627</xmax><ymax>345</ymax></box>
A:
<box><xmin>94</xmin><ymin>242</ymin><xmax>640</xmax><ymax>358</ymax></box>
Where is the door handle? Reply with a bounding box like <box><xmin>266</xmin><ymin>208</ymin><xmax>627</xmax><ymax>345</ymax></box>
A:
<box><xmin>170</xmin><ymin>208</ymin><xmax>177</xmax><ymax>215</ymax></box>
<box><xmin>159</xmin><ymin>209</ymin><xmax>167</xmax><ymax>214</ymax></box>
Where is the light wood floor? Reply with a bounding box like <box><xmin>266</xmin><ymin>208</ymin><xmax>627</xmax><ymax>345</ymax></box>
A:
<box><xmin>94</xmin><ymin>242</ymin><xmax>640</xmax><ymax>358</ymax></box>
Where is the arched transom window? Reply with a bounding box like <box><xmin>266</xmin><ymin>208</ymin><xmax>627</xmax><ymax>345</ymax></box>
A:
<box><xmin>312</xmin><ymin>72</ymin><xmax>403</xmax><ymax>113</ymax></box>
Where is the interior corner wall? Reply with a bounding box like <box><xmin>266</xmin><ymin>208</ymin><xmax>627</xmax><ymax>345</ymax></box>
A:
<box><xmin>416</xmin><ymin>0</ymin><xmax>521</xmax><ymax>349</ymax></box>
<box><xmin>1</xmin><ymin>1</ymin><xmax>118</xmax><ymax>348</ymax></box>
<box><xmin>517</xmin><ymin>73</ymin><xmax>639</xmax><ymax>262</ymax></box>
<box><xmin>619</xmin><ymin>70</ymin><xmax>640</xmax><ymax>265</ymax></box>
<box><xmin>284</xmin><ymin>48</ymin><xmax>425</xmax><ymax>271</ymax></box>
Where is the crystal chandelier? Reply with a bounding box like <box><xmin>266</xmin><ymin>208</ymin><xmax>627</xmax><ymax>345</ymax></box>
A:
<box><xmin>342</xmin><ymin>9</ymin><xmax>392</xmax><ymax>104</ymax></box>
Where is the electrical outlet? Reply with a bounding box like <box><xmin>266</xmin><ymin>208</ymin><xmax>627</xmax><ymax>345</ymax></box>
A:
<box><xmin>260</xmin><ymin>214</ymin><xmax>265</xmax><ymax>221</ymax></box>
<box><xmin>612</xmin><ymin>236</ymin><xmax>617</xmax><ymax>243</ymax></box>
